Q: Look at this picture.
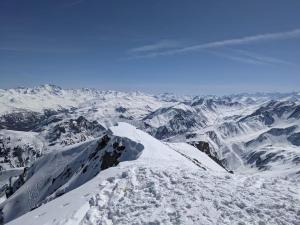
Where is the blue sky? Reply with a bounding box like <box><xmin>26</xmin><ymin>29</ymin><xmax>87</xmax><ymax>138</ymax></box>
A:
<box><xmin>0</xmin><ymin>0</ymin><xmax>300</xmax><ymax>94</ymax></box>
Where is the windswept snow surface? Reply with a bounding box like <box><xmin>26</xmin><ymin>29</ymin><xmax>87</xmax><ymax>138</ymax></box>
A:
<box><xmin>165</xmin><ymin>142</ymin><xmax>226</xmax><ymax>172</ymax></box>
<box><xmin>6</xmin><ymin>123</ymin><xmax>300</xmax><ymax>225</ymax></box>
<box><xmin>7</xmin><ymin>166</ymin><xmax>300</xmax><ymax>225</ymax></box>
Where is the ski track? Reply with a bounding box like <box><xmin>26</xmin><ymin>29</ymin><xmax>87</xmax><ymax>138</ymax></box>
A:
<box><xmin>80</xmin><ymin>165</ymin><xmax>300</xmax><ymax>225</ymax></box>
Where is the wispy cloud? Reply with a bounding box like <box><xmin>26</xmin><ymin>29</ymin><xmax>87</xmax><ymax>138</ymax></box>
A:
<box><xmin>206</xmin><ymin>48</ymin><xmax>296</xmax><ymax>66</ymax></box>
<box><xmin>207</xmin><ymin>50</ymin><xmax>265</xmax><ymax>65</ymax></box>
<box><xmin>129</xmin><ymin>28</ymin><xmax>300</xmax><ymax>61</ymax></box>
<box><xmin>228</xmin><ymin>48</ymin><xmax>295</xmax><ymax>66</ymax></box>
<box><xmin>129</xmin><ymin>40</ymin><xmax>180</xmax><ymax>53</ymax></box>
<box><xmin>172</xmin><ymin>28</ymin><xmax>300</xmax><ymax>54</ymax></box>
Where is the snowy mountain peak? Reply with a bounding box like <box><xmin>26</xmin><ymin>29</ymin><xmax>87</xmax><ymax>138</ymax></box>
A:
<box><xmin>36</xmin><ymin>84</ymin><xmax>62</xmax><ymax>93</ymax></box>
<box><xmin>0</xmin><ymin>122</ymin><xmax>226</xmax><ymax>224</ymax></box>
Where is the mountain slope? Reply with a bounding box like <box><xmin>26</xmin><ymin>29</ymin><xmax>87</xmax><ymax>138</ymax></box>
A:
<box><xmin>1</xmin><ymin>85</ymin><xmax>300</xmax><ymax>175</ymax></box>
<box><xmin>1</xmin><ymin>123</ymin><xmax>223</xmax><ymax>224</ymax></box>
<box><xmin>5</xmin><ymin>123</ymin><xmax>300</xmax><ymax>225</ymax></box>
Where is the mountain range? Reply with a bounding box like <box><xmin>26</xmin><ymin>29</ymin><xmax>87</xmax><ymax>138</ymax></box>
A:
<box><xmin>0</xmin><ymin>85</ymin><xmax>299</xmax><ymax>224</ymax></box>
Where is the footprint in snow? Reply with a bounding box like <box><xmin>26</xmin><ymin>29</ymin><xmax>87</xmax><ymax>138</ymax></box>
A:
<box><xmin>34</xmin><ymin>212</ymin><xmax>47</xmax><ymax>218</ymax></box>
<box><xmin>83</xmin><ymin>193</ymin><xmax>90</xmax><ymax>197</ymax></box>
<box><xmin>81</xmin><ymin>193</ymin><xmax>91</xmax><ymax>199</ymax></box>
<box><xmin>61</xmin><ymin>202</ymin><xmax>70</xmax><ymax>207</ymax></box>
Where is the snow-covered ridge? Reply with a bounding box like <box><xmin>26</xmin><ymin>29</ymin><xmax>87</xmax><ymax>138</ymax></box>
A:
<box><xmin>0</xmin><ymin>122</ymin><xmax>226</xmax><ymax>224</ymax></box>
<box><xmin>5</xmin><ymin>123</ymin><xmax>300</xmax><ymax>225</ymax></box>
<box><xmin>0</xmin><ymin>123</ymin><xmax>143</xmax><ymax>223</ymax></box>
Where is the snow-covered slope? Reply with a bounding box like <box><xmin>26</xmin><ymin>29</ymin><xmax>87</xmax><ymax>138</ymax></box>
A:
<box><xmin>143</xmin><ymin>103</ymin><xmax>207</xmax><ymax>140</ymax></box>
<box><xmin>1</xmin><ymin>85</ymin><xmax>300</xmax><ymax>224</ymax></box>
<box><xmin>5</xmin><ymin>123</ymin><xmax>300</xmax><ymax>225</ymax></box>
<box><xmin>165</xmin><ymin>142</ymin><xmax>226</xmax><ymax>172</ymax></box>
<box><xmin>0</xmin><ymin>85</ymin><xmax>166</xmax><ymax>120</ymax></box>
<box><xmin>0</xmin><ymin>85</ymin><xmax>170</xmax><ymax>171</ymax></box>
<box><xmin>0</xmin><ymin>130</ymin><xmax>46</xmax><ymax>169</ymax></box>
<box><xmin>0</xmin><ymin>85</ymin><xmax>78</xmax><ymax>114</ymax></box>
<box><xmin>1</xmin><ymin>123</ymin><xmax>225</xmax><ymax>224</ymax></box>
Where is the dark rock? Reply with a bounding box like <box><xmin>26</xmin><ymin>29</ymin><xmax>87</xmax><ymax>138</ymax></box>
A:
<box><xmin>287</xmin><ymin>133</ymin><xmax>300</xmax><ymax>146</ymax></box>
<box><xmin>47</xmin><ymin>116</ymin><xmax>106</xmax><ymax>146</ymax></box>
<box><xmin>115</xmin><ymin>106</ymin><xmax>127</xmax><ymax>113</ymax></box>
<box><xmin>188</xmin><ymin>141</ymin><xmax>229</xmax><ymax>172</ymax></box>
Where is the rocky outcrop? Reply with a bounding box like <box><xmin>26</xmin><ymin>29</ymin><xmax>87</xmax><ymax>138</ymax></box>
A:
<box><xmin>0</xmin><ymin>129</ymin><xmax>144</xmax><ymax>223</ymax></box>
<box><xmin>0</xmin><ymin>109</ymin><xmax>63</xmax><ymax>132</ymax></box>
<box><xmin>188</xmin><ymin>141</ymin><xmax>231</xmax><ymax>173</ymax></box>
<box><xmin>46</xmin><ymin>116</ymin><xmax>106</xmax><ymax>146</ymax></box>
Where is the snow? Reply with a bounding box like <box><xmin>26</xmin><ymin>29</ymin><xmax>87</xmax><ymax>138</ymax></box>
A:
<box><xmin>165</xmin><ymin>142</ymin><xmax>226</xmax><ymax>172</ymax></box>
<box><xmin>1</xmin><ymin>86</ymin><xmax>300</xmax><ymax>225</ymax></box>
<box><xmin>6</xmin><ymin>123</ymin><xmax>300</xmax><ymax>225</ymax></box>
<box><xmin>0</xmin><ymin>85</ymin><xmax>166</xmax><ymax>125</ymax></box>
<box><xmin>7</xmin><ymin>162</ymin><xmax>300</xmax><ymax>225</ymax></box>
<box><xmin>1</xmin><ymin>85</ymin><xmax>300</xmax><ymax>175</ymax></box>
<box><xmin>1</xmin><ymin>123</ymin><xmax>197</xmax><ymax>223</ymax></box>
<box><xmin>0</xmin><ymin>130</ymin><xmax>46</xmax><ymax>169</ymax></box>
<box><xmin>0</xmin><ymin>130</ymin><xmax>45</xmax><ymax>149</ymax></box>
<box><xmin>109</xmin><ymin>122</ymin><xmax>197</xmax><ymax>167</ymax></box>
<box><xmin>0</xmin><ymin>139</ymin><xmax>98</xmax><ymax>222</ymax></box>
<box><xmin>81</xmin><ymin>166</ymin><xmax>300</xmax><ymax>225</ymax></box>
<box><xmin>6</xmin><ymin>167</ymin><xmax>118</xmax><ymax>225</ymax></box>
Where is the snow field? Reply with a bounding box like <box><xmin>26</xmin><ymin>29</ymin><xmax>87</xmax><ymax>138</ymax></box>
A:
<box><xmin>81</xmin><ymin>165</ymin><xmax>300</xmax><ymax>225</ymax></box>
